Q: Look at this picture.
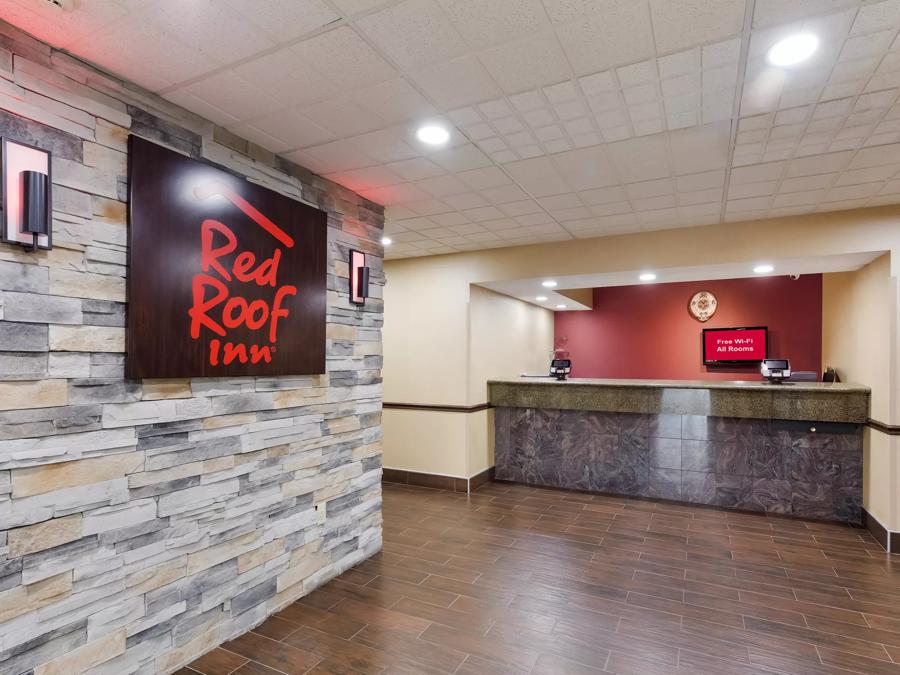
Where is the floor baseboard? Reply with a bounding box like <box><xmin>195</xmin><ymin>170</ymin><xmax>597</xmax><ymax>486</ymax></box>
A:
<box><xmin>382</xmin><ymin>467</ymin><xmax>495</xmax><ymax>494</ymax></box>
<box><xmin>861</xmin><ymin>507</ymin><xmax>898</xmax><ymax>553</ymax></box>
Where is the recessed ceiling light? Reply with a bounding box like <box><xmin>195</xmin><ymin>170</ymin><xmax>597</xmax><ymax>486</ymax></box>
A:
<box><xmin>416</xmin><ymin>124</ymin><xmax>450</xmax><ymax>145</ymax></box>
<box><xmin>381</xmin><ymin>236</ymin><xmax>392</xmax><ymax>246</ymax></box>
<box><xmin>542</xmin><ymin>280</ymin><xmax>558</xmax><ymax>288</ymax></box>
<box><xmin>639</xmin><ymin>272</ymin><xmax>657</xmax><ymax>282</ymax></box>
<box><xmin>754</xmin><ymin>263</ymin><xmax>774</xmax><ymax>274</ymax></box>
<box><xmin>556</xmin><ymin>304</ymin><xmax>567</xmax><ymax>309</ymax></box>
<box><xmin>767</xmin><ymin>33</ymin><xmax>818</xmax><ymax>67</ymax></box>
<box><xmin>536</xmin><ymin>295</ymin><xmax>548</xmax><ymax>302</ymax></box>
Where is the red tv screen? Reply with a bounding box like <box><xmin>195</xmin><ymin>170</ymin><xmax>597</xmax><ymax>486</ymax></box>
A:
<box><xmin>702</xmin><ymin>326</ymin><xmax>767</xmax><ymax>365</ymax></box>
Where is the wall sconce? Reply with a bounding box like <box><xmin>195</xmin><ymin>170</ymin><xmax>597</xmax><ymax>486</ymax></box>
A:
<box><xmin>350</xmin><ymin>249</ymin><xmax>370</xmax><ymax>306</ymax></box>
<box><xmin>1</xmin><ymin>138</ymin><xmax>52</xmax><ymax>252</ymax></box>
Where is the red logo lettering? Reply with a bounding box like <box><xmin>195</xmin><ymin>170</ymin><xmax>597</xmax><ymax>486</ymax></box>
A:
<box><xmin>189</xmin><ymin>182</ymin><xmax>297</xmax><ymax>367</ymax></box>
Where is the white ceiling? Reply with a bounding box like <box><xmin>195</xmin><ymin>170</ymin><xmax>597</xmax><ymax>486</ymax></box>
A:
<box><xmin>5</xmin><ymin>0</ymin><xmax>900</xmax><ymax>259</ymax></box>
<box><xmin>479</xmin><ymin>250</ymin><xmax>885</xmax><ymax>310</ymax></box>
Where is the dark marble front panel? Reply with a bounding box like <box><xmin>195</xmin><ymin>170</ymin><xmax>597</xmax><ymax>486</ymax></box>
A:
<box><xmin>494</xmin><ymin>407</ymin><xmax>863</xmax><ymax>524</ymax></box>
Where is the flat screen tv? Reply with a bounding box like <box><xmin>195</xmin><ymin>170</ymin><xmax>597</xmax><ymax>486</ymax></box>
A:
<box><xmin>702</xmin><ymin>326</ymin><xmax>767</xmax><ymax>365</ymax></box>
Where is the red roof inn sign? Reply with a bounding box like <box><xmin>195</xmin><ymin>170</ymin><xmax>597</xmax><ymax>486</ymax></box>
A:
<box><xmin>126</xmin><ymin>137</ymin><xmax>326</xmax><ymax>378</ymax></box>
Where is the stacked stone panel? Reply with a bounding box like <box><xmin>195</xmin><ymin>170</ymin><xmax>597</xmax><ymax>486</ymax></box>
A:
<box><xmin>0</xmin><ymin>20</ymin><xmax>383</xmax><ymax>675</ymax></box>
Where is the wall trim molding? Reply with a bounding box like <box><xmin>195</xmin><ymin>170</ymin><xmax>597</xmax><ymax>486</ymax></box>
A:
<box><xmin>861</xmin><ymin>507</ymin><xmax>898</xmax><ymax>553</ymax></box>
<box><xmin>383</xmin><ymin>467</ymin><xmax>495</xmax><ymax>493</ymax></box>
<box><xmin>867</xmin><ymin>418</ymin><xmax>900</xmax><ymax>435</ymax></box>
<box><xmin>383</xmin><ymin>402</ymin><xmax>493</xmax><ymax>413</ymax></box>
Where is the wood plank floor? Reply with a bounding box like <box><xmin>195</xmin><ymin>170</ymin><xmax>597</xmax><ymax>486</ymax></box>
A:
<box><xmin>180</xmin><ymin>480</ymin><xmax>900</xmax><ymax>675</ymax></box>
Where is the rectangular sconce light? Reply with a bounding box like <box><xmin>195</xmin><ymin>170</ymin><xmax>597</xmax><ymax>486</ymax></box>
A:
<box><xmin>350</xmin><ymin>249</ymin><xmax>370</xmax><ymax>306</ymax></box>
<box><xmin>1</xmin><ymin>138</ymin><xmax>52</xmax><ymax>251</ymax></box>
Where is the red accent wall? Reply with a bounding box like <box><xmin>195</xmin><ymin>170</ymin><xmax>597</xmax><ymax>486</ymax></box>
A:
<box><xmin>554</xmin><ymin>275</ymin><xmax>822</xmax><ymax>380</ymax></box>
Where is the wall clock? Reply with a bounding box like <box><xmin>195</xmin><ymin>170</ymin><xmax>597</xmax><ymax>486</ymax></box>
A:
<box><xmin>689</xmin><ymin>290</ymin><xmax>717</xmax><ymax>322</ymax></box>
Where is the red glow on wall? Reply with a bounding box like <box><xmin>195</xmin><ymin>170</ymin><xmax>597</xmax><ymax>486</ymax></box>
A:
<box><xmin>554</xmin><ymin>276</ymin><xmax>822</xmax><ymax>380</ymax></box>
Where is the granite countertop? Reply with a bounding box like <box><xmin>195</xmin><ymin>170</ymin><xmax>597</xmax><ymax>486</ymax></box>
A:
<box><xmin>488</xmin><ymin>377</ymin><xmax>870</xmax><ymax>394</ymax></box>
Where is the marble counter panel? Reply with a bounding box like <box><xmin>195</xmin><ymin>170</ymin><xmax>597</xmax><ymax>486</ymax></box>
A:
<box><xmin>493</xmin><ymin>407</ymin><xmax>863</xmax><ymax>524</ymax></box>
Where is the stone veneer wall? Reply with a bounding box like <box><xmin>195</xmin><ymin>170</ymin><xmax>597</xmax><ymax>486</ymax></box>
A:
<box><xmin>0</xmin><ymin>21</ymin><xmax>384</xmax><ymax>675</ymax></box>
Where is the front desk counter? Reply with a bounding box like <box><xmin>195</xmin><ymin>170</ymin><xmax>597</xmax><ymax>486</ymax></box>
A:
<box><xmin>488</xmin><ymin>378</ymin><xmax>870</xmax><ymax>524</ymax></box>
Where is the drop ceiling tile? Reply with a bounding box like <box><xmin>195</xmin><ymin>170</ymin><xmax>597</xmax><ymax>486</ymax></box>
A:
<box><xmin>479</xmin><ymin>31</ymin><xmax>572</xmax><ymax>93</ymax></box>
<box><xmin>464</xmin><ymin>205</ymin><xmax>507</xmax><ymax>222</ymax></box>
<box><xmin>442</xmin><ymin>191</ymin><xmax>492</xmax><ymax>209</ymax></box>
<box><xmin>545</xmin><ymin>138</ymin><xmax>574</xmax><ymax>153</ymax></box>
<box><xmin>499</xmin><ymin>200</ymin><xmax>543</xmax><ymax>216</ymax></box>
<box><xmin>752</xmin><ymin>0</ymin><xmax>858</xmax><ymax>30</ymax></box>
<box><xmin>462</xmin><ymin>122</ymin><xmax>497</xmax><ymax>140</ymax></box>
<box><xmin>572</xmin><ymin>131</ymin><xmax>603</xmax><ymax>147</ymax></box>
<box><xmin>626</xmin><ymin>178</ymin><xmax>675</xmax><ymax>199</ymax></box>
<box><xmin>477</xmin><ymin>138</ymin><xmax>509</xmax><ymax>153</ymax></box>
<box><xmin>228</xmin><ymin>58</ymin><xmax>329</xmax><ymax>111</ymax></box>
<box><xmin>139</xmin><ymin>0</ymin><xmax>276</xmax><ymax>63</ymax></box>
<box><xmin>223</xmin><ymin>0</ymin><xmax>339</xmax><ymax>42</ymax></box>
<box><xmin>659</xmin><ymin>49</ymin><xmax>701</xmax><ymax>78</ymax></box>
<box><xmin>180</xmin><ymin>71</ymin><xmax>284</xmax><ymax>122</ymax></box>
<box><xmin>328</xmin><ymin>165</ymin><xmax>409</xmax><ymax>192</ymax></box>
<box><xmin>679</xmin><ymin>187</ymin><xmax>724</xmax><ymax>205</ymax></box>
<box><xmin>606</xmin><ymin>134</ymin><xmax>670</xmax><ymax>183</ymax></box>
<box><xmin>478</xmin><ymin>99</ymin><xmax>513</xmax><ymax>119</ymax></box>
<box><xmin>455</xmin><ymin>166</ymin><xmax>510</xmax><ymax>190</ymax></box>
<box><xmin>730</xmin><ymin>160</ymin><xmax>786</xmax><ymax>183</ymax></box>
<box><xmin>481</xmin><ymin>184</ymin><xmax>530</xmax><ymax>203</ymax></box>
<box><xmin>726</xmin><ymin>196</ymin><xmax>772</xmax><ymax>212</ymax></box>
<box><xmin>350</xmin><ymin>78</ymin><xmax>438</xmax><ymax>126</ymax></box>
<box><xmin>772</xmin><ymin>188</ymin><xmax>827</xmax><ymax>207</ymax></box>
<box><xmin>492</xmin><ymin>149</ymin><xmax>521</xmax><ymax>163</ymax></box>
<box><xmin>848</xmin><ymin>142</ymin><xmax>900</xmax><ymax>168</ymax></box>
<box><xmin>557</xmin><ymin>5</ymin><xmax>656</xmax><ymax>76</ymax></box>
<box><xmin>544</xmin><ymin>80</ymin><xmax>581</xmax><ymax>104</ymax></box>
<box><xmin>438</xmin><ymin>0</ymin><xmax>549</xmax><ymax>50</ymax></box>
<box><xmin>239</xmin><ymin>109</ymin><xmax>337</xmax><ymax>150</ymax></box>
<box><xmin>553</xmin><ymin>146</ymin><xmax>620</xmax><ymax>190</ymax></box>
<box><xmin>836</xmin><ymin>165</ymin><xmax>899</xmax><ymax>184</ymax></box>
<box><xmin>70</xmin><ymin>16</ymin><xmax>219</xmax><ymax>89</ymax></box>
<box><xmin>786</xmin><ymin>150</ymin><xmax>854</xmax><ymax>176</ymax></box>
<box><xmin>827</xmin><ymin>182</ymin><xmax>883</xmax><ymax>200</ymax></box>
<box><xmin>416</xmin><ymin>174</ymin><xmax>471</xmax><ymax>197</ymax></box>
<box><xmin>590</xmin><ymin>200</ymin><xmax>634</xmax><ymax>216</ymax></box>
<box><xmin>299</xmin><ymin>97</ymin><xmax>386</xmax><ymax>136</ymax></box>
<box><xmin>634</xmin><ymin>194</ymin><xmax>678</xmax><ymax>211</ymax></box>
<box><xmin>617</xmin><ymin>60</ymin><xmax>659</xmax><ymax>87</ymax></box>
<box><xmin>539</xmin><ymin>193</ymin><xmax>583</xmax><ymax>210</ymax></box>
<box><xmin>554</xmin><ymin>206</ymin><xmax>593</xmax><ymax>221</ymax></box>
<box><xmin>411</xmin><ymin>56</ymin><xmax>503</xmax><ymax>109</ymax></box>
<box><xmin>579</xmin><ymin>70</ymin><xmax>619</xmax><ymax>96</ymax></box>
<box><xmin>356</xmin><ymin>0</ymin><xmax>468</xmax><ymax>69</ymax></box>
<box><xmin>405</xmin><ymin>197</ymin><xmax>456</xmax><ymax>215</ymax></box>
<box><xmin>362</xmin><ymin>182</ymin><xmax>433</xmax><ymax>204</ymax></box>
<box><xmin>300</xmin><ymin>138</ymin><xmax>378</xmax><ymax>173</ymax></box>
<box><xmin>579</xmin><ymin>185</ymin><xmax>628</xmax><ymax>205</ymax></box>
<box><xmin>292</xmin><ymin>26</ymin><xmax>397</xmax><ymax>90</ymax></box>
<box><xmin>426</xmin><ymin>144</ymin><xmax>493</xmax><ymax>172</ymax></box>
<box><xmin>650</xmin><ymin>0</ymin><xmax>745</xmax><ymax>54</ymax></box>
<box><xmin>728</xmin><ymin>180</ymin><xmax>778</xmax><ymax>199</ymax></box>
<box><xmin>493</xmin><ymin>116</ymin><xmax>525</xmax><ymax>134</ymax></box>
<box><xmin>780</xmin><ymin>173</ymin><xmax>836</xmax><ymax>192</ymax></box>
<box><xmin>509</xmin><ymin>90</ymin><xmax>547</xmax><ymax>112</ymax></box>
<box><xmin>163</xmin><ymin>90</ymin><xmax>240</xmax><ymax>127</ymax></box>
<box><xmin>386</xmin><ymin>157</ymin><xmax>447</xmax><ymax>181</ymax></box>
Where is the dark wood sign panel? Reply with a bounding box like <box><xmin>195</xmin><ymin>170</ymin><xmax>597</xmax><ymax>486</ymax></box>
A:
<box><xmin>126</xmin><ymin>136</ymin><xmax>326</xmax><ymax>378</ymax></box>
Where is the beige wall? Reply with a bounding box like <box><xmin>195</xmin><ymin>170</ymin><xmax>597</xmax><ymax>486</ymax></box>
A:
<box><xmin>384</xmin><ymin>207</ymin><xmax>900</xmax><ymax>520</ymax></box>
<box><xmin>383</xmin><ymin>279</ymin><xmax>553</xmax><ymax>477</ymax></box>
<box><xmin>822</xmin><ymin>254</ymin><xmax>900</xmax><ymax>531</ymax></box>
<box><xmin>467</xmin><ymin>285</ymin><xmax>554</xmax><ymax>404</ymax></box>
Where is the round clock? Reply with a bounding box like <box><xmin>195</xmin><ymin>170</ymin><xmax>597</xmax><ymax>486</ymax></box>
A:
<box><xmin>689</xmin><ymin>290</ymin><xmax>717</xmax><ymax>322</ymax></box>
